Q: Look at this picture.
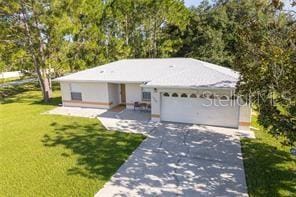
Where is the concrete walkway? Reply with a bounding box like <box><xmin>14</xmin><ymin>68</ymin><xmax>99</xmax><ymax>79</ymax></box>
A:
<box><xmin>0</xmin><ymin>78</ymin><xmax>36</xmax><ymax>88</ymax></box>
<box><xmin>96</xmin><ymin>123</ymin><xmax>248</xmax><ymax>197</ymax></box>
<box><xmin>44</xmin><ymin>106</ymin><xmax>107</xmax><ymax>118</ymax></box>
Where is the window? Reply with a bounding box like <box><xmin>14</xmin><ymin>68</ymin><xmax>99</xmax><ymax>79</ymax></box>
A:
<box><xmin>200</xmin><ymin>93</ymin><xmax>207</xmax><ymax>98</ymax></box>
<box><xmin>220</xmin><ymin>95</ymin><xmax>228</xmax><ymax>100</ymax></box>
<box><xmin>71</xmin><ymin>92</ymin><xmax>82</xmax><ymax>101</ymax></box>
<box><xmin>163</xmin><ymin>92</ymin><xmax>170</xmax><ymax>97</ymax></box>
<box><xmin>142</xmin><ymin>91</ymin><xmax>151</xmax><ymax>101</ymax></box>
<box><xmin>190</xmin><ymin>94</ymin><xmax>197</xmax><ymax>98</ymax></box>
<box><xmin>231</xmin><ymin>95</ymin><xmax>237</xmax><ymax>100</ymax></box>
<box><xmin>172</xmin><ymin>93</ymin><xmax>178</xmax><ymax>97</ymax></box>
<box><xmin>181</xmin><ymin>93</ymin><xmax>188</xmax><ymax>98</ymax></box>
<box><xmin>209</xmin><ymin>94</ymin><xmax>215</xmax><ymax>99</ymax></box>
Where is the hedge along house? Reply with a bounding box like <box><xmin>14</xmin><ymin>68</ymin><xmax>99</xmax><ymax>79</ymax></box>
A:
<box><xmin>54</xmin><ymin>58</ymin><xmax>251</xmax><ymax>130</ymax></box>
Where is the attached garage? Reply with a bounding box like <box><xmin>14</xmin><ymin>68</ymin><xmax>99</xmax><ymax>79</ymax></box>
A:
<box><xmin>160</xmin><ymin>92</ymin><xmax>240</xmax><ymax>128</ymax></box>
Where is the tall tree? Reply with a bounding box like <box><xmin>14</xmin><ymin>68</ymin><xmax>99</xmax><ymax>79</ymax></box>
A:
<box><xmin>49</xmin><ymin>0</ymin><xmax>107</xmax><ymax>71</ymax></box>
<box><xmin>175</xmin><ymin>0</ymin><xmax>236</xmax><ymax>68</ymax></box>
<box><xmin>1</xmin><ymin>0</ymin><xmax>53</xmax><ymax>101</ymax></box>
<box><xmin>234</xmin><ymin>0</ymin><xmax>296</xmax><ymax>144</ymax></box>
<box><xmin>103</xmin><ymin>0</ymin><xmax>190</xmax><ymax>58</ymax></box>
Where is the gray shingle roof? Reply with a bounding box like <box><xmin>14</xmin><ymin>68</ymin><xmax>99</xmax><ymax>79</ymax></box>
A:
<box><xmin>55</xmin><ymin>58</ymin><xmax>239</xmax><ymax>88</ymax></box>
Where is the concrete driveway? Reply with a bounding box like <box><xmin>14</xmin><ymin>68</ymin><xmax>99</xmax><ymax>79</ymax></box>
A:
<box><xmin>45</xmin><ymin>107</ymin><xmax>249</xmax><ymax>196</ymax></box>
<box><xmin>96</xmin><ymin>123</ymin><xmax>248</xmax><ymax>197</ymax></box>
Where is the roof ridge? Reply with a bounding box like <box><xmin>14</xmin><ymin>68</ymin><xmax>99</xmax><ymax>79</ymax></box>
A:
<box><xmin>189</xmin><ymin>58</ymin><xmax>238</xmax><ymax>79</ymax></box>
<box><xmin>120</xmin><ymin>57</ymin><xmax>190</xmax><ymax>60</ymax></box>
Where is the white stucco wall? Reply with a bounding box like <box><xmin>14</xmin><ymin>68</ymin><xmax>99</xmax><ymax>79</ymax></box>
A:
<box><xmin>125</xmin><ymin>83</ymin><xmax>142</xmax><ymax>109</ymax></box>
<box><xmin>108</xmin><ymin>83</ymin><xmax>120</xmax><ymax>108</ymax></box>
<box><xmin>60</xmin><ymin>82</ymin><xmax>71</xmax><ymax>101</ymax></box>
<box><xmin>60</xmin><ymin>82</ymin><xmax>111</xmax><ymax>109</ymax></box>
<box><xmin>60</xmin><ymin>82</ymin><xmax>147</xmax><ymax>109</ymax></box>
<box><xmin>71</xmin><ymin>82</ymin><xmax>109</xmax><ymax>102</ymax></box>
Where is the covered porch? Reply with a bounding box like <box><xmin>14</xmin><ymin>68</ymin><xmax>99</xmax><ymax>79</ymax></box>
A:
<box><xmin>110</xmin><ymin>82</ymin><xmax>152</xmax><ymax>111</ymax></box>
<box><xmin>98</xmin><ymin>104</ymin><xmax>155</xmax><ymax>134</ymax></box>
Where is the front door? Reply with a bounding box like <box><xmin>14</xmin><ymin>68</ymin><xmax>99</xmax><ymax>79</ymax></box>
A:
<box><xmin>120</xmin><ymin>84</ymin><xmax>126</xmax><ymax>104</ymax></box>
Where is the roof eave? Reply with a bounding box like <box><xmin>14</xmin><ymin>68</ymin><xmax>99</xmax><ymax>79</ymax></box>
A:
<box><xmin>141</xmin><ymin>84</ymin><xmax>237</xmax><ymax>90</ymax></box>
<box><xmin>53</xmin><ymin>78</ymin><xmax>148</xmax><ymax>84</ymax></box>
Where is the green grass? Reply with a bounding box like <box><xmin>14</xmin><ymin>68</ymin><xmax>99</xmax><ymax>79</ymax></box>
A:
<box><xmin>0</xmin><ymin>86</ymin><xmax>145</xmax><ymax>196</ymax></box>
<box><xmin>241</xmin><ymin>116</ymin><xmax>296</xmax><ymax>197</ymax></box>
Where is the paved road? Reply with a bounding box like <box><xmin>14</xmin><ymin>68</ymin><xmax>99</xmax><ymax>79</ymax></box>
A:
<box><xmin>96</xmin><ymin>123</ymin><xmax>248</xmax><ymax>197</ymax></box>
<box><xmin>0</xmin><ymin>78</ymin><xmax>36</xmax><ymax>88</ymax></box>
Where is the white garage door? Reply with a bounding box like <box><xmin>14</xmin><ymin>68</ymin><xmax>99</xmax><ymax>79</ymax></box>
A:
<box><xmin>161</xmin><ymin>94</ymin><xmax>239</xmax><ymax>128</ymax></box>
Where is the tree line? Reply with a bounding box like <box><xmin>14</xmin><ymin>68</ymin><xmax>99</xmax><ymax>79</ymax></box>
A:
<box><xmin>0</xmin><ymin>0</ymin><xmax>295</xmax><ymax>144</ymax></box>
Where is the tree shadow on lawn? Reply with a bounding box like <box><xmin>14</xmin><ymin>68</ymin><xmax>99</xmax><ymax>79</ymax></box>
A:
<box><xmin>0</xmin><ymin>83</ymin><xmax>39</xmax><ymax>103</ymax></box>
<box><xmin>42</xmin><ymin>122</ymin><xmax>144</xmax><ymax>180</ymax></box>
<box><xmin>31</xmin><ymin>96</ymin><xmax>62</xmax><ymax>106</ymax></box>
<box><xmin>1</xmin><ymin>81</ymin><xmax>61</xmax><ymax>105</ymax></box>
<box><xmin>1</xmin><ymin>93</ymin><xmax>62</xmax><ymax>107</ymax></box>
<box><xmin>241</xmin><ymin>138</ymin><xmax>296</xmax><ymax>196</ymax></box>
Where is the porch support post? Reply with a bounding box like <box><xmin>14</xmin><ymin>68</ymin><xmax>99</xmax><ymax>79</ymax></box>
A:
<box><xmin>151</xmin><ymin>89</ymin><xmax>160</xmax><ymax>122</ymax></box>
<box><xmin>238</xmin><ymin>104</ymin><xmax>252</xmax><ymax>131</ymax></box>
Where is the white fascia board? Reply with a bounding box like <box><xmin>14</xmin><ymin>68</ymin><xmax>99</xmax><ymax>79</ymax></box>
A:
<box><xmin>54</xmin><ymin>79</ymin><xmax>147</xmax><ymax>84</ymax></box>
<box><xmin>140</xmin><ymin>84</ymin><xmax>237</xmax><ymax>90</ymax></box>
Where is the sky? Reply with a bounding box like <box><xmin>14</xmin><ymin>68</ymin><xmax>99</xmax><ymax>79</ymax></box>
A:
<box><xmin>184</xmin><ymin>0</ymin><xmax>296</xmax><ymax>11</ymax></box>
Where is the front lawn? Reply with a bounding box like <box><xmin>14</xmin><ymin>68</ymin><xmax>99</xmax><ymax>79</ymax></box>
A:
<box><xmin>0</xmin><ymin>85</ymin><xmax>145</xmax><ymax>196</ymax></box>
<box><xmin>241</xmin><ymin>116</ymin><xmax>296</xmax><ymax>196</ymax></box>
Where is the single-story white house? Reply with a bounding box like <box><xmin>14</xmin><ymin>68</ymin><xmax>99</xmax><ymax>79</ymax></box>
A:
<box><xmin>54</xmin><ymin>58</ymin><xmax>251</xmax><ymax>130</ymax></box>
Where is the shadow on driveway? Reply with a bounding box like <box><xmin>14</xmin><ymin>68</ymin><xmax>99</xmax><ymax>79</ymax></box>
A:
<box><xmin>96</xmin><ymin>124</ymin><xmax>249</xmax><ymax>197</ymax></box>
<box><xmin>98</xmin><ymin>109</ymin><xmax>156</xmax><ymax>135</ymax></box>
